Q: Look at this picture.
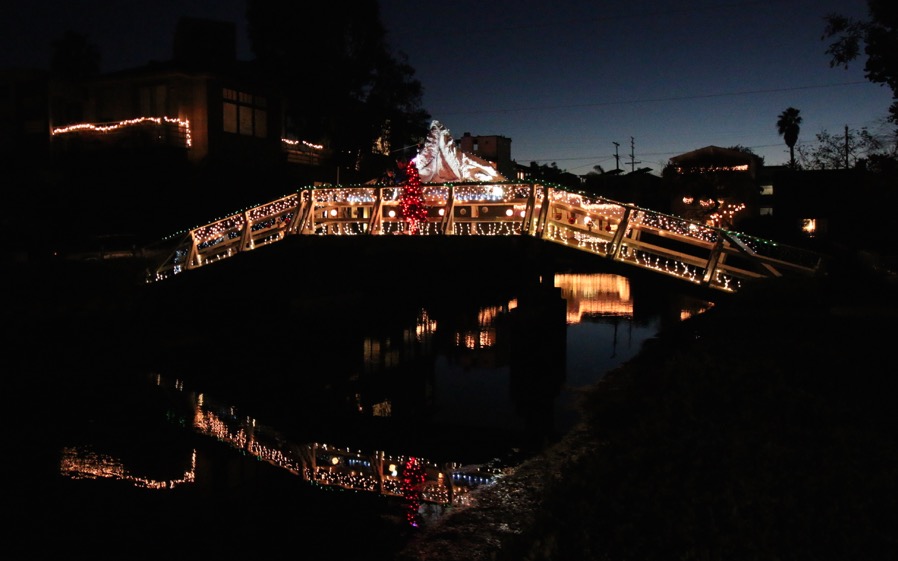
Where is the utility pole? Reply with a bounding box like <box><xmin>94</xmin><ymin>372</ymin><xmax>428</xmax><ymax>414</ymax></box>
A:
<box><xmin>629</xmin><ymin>137</ymin><xmax>641</xmax><ymax>172</ymax></box>
<box><xmin>613</xmin><ymin>142</ymin><xmax>620</xmax><ymax>171</ymax></box>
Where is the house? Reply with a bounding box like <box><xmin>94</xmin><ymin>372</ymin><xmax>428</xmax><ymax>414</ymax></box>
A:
<box><xmin>664</xmin><ymin>145</ymin><xmax>763</xmax><ymax>230</ymax></box>
<box><xmin>42</xmin><ymin>17</ymin><xmax>334</xmax><ymax>192</ymax></box>
<box><xmin>1</xmin><ymin>17</ymin><xmax>340</xmax><ymax>257</ymax></box>
<box><xmin>752</xmin><ymin>166</ymin><xmax>893</xmax><ymax>253</ymax></box>
<box><xmin>665</xmin><ymin>146</ymin><xmax>897</xmax><ymax>259</ymax></box>
<box><xmin>52</xmin><ymin>19</ymin><xmax>303</xmax><ymax>168</ymax></box>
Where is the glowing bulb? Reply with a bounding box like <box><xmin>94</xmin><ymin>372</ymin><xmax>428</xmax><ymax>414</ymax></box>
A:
<box><xmin>505</xmin><ymin>209</ymin><xmax>513</xmax><ymax>217</ymax></box>
<box><xmin>388</xmin><ymin>210</ymin><xmax>396</xmax><ymax>218</ymax></box>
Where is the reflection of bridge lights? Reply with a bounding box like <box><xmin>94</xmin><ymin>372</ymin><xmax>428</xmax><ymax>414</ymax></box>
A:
<box><xmin>60</xmin><ymin>446</ymin><xmax>197</xmax><ymax>489</ymax></box>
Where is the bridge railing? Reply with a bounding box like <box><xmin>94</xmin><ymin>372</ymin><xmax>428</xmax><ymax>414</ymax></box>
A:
<box><xmin>147</xmin><ymin>181</ymin><xmax>827</xmax><ymax>293</ymax></box>
<box><xmin>536</xmin><ymin>188</ymin><xmax>825</xmax><ymax>292</ymax></box>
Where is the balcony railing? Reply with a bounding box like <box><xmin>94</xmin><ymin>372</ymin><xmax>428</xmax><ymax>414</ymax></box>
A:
<box><xmin>51</xmin><ymin>116</ymin><xmax>192</xmax><ymax>150</ymax></box>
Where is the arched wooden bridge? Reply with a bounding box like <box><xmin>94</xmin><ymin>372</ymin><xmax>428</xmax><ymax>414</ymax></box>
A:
<box><xmin>147</xmin><ymin>181</ymin><xmax>826</xmax><ymax>293</ymax></box>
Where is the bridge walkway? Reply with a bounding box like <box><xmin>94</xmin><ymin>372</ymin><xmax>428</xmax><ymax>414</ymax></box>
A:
<box><xmin>146</xmin><ymin>181</ymin><xmax>826</xmax><ymax>294</ymax></box>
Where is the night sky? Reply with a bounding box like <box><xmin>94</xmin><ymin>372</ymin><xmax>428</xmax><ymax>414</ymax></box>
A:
<box><xmin>3</xmin><ymin>0</ymin><xmax>892</xmax><ymax>173</ymax></box>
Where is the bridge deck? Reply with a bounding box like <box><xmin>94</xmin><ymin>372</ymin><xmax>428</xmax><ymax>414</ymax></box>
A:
<box><xmin>146</xmin><ymin>181</ymin><xmax>826</xmax><ymax>293</ymax></box>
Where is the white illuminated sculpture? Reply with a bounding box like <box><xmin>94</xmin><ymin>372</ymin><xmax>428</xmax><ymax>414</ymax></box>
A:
<box><xmin>414</xmin><ymin>120</ymin><xmax>506</xmax><ymax>183</ymax></box>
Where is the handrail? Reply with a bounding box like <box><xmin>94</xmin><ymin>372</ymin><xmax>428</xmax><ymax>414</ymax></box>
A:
<box><xmin>146</xmin><ymin>181</ymin><xmax>827</xmax><ymax>293</ymax></box>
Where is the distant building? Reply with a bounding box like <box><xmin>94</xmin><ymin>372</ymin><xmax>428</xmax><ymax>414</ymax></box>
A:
<box><xmin>752</xmin><ymin>166</ymin><xmax>871</xmax><ymax>248</ymax></box>
<box><xmin>665</xmin><ymin>146</ymin><xmax>894</xmax><ymax>255</ymax></box>
<box><xmin>665</xmin><ymin>145</ymin><xmax>763</xmax><ymax>231</ymax></box>
<box><xmin>51</xmin><ymin>19</ymin><xmax>307</xmax><ymax>170</ymax></box>
<box><xmin>0</xmin><ymin>17</ymin><xmax>338</xmax><ymax>254</ymax></box>
<box><xmin>4</xmin><ymin>17</ymin><xmax>330</xmax><ymax>183</ymax></box>
<box><xmin>457</xmin><ymin>131</ymin><xmax>514</xmax><ymax>180</ymax></box>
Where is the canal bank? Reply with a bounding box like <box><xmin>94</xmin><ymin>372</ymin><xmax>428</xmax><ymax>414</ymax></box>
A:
<box><xmin>396</xmin><ymin>264</ymin><xmax>898</xmax><ymax>560</ymax></box>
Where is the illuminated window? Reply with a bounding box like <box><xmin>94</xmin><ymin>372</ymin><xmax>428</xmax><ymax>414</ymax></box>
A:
<box><xmin>801</xmin><ymin>218</ymin><xmax>816</xmax><ymax>237</ymax></box>
<box><xmin>760</xmin><ymin>207</ymin><xmax>773</xmax><ymax>216</ymax></box>
<box><xmin>760</xmin><ymin>184</ymin><xmax>774</xmax><ymax>196</ymax></box>
<box><xmin>223</xmin><ymin>88</ymin><xmax>267</xmax><ymax>138</ymax></box>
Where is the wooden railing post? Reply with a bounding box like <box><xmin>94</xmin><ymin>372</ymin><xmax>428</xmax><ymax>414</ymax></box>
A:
<box><xmin>369</xmin><ymin>187</ymin><xmax>383</xmax><ymax>235</ymax></box>
<box><xmin>535</xmin><ymin>185</ymin><xmax>552</xmax><ymax>239</ymax></box>
<box><xmin>609</xmin><ymin>207</ymin><xmax>632</xmax><ymax>260</ymax></box>
<box><xmin>441</xmin><ymin>185</ymin><xmax>456</xmax><ymax>235</ymax></box>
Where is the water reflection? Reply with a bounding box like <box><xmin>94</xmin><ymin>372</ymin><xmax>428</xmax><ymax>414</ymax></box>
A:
<box><xmin>556</xmin><ymin>272</ymin><xmax>634</xmax><ymax>321</ymax></box>
<box><xmin>54</xmin><ymin>272</ymin><xmax>712</xmax><ymax>535</ymax></box>
<box><xmin>60</xmin><ymin>446</ymin><xmax>197</xmax><ymax>489</ymax></box>
<box><xmin>58</xmin><ymin>372</ymin><xmax>498</xmax><ymax>532</ymax></box>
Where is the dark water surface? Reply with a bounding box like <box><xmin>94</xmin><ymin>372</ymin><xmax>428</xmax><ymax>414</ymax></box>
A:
<box><xmin>8</xmin><ymin>251</ymin><xmax>714</xmax><ymax>559</ymax></box>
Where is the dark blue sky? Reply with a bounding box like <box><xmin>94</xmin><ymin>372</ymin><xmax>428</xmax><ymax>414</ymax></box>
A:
<box><xmin>3</xmin><ymin>0</ymin><xmax>892</xmax><ymax>173</ymax></box>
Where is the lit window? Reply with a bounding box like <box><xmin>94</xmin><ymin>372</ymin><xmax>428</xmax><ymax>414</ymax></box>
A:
<box><xmin>760</xmin><ymin>184</ymin><xmax>774</xmax><ymax>196</ymax></box>
<box><xmin>801</xmin><ymin>218</ymin><xmax>816</xmax><ymax>237</ymax></box>
<box><xmin>760</xmin><ymin>207</ymin><xmax>773</xmax><ymax>216</ymax></box>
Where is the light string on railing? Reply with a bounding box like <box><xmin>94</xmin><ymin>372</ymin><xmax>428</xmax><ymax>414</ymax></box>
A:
<box><xmin>52</xmin><ymin>116</ymin><xmax>192</xmax><ymax>147</ymax></box>
<box><xmin>146</xmin><ymin>181</ymin><xmax>820</xmax><ymax>289</ymax></box>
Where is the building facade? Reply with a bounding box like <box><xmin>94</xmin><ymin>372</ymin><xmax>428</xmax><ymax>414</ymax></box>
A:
<box><xmin>457</xmin><ymin>131</ymin><xmax>514</xmax><ymax>180</ymax></box>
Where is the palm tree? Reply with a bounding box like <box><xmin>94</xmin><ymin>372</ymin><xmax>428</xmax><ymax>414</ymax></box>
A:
<box><xmin>776</xmin><ymin>107</ymin><xmax>803</xmax><ymax>168</ymax></box>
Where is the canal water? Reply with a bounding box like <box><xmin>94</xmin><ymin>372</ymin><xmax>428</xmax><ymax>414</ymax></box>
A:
<box><xmin>9</xmin><ymin>250</ymin><xmax>713</xmax><ymax>559</ymax></box>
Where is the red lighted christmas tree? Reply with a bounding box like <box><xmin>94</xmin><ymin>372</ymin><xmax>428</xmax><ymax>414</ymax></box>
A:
<box><xmin>400</xmin><ymin>160</ymin><xmax>428</xmax><ymax>234</ymax></box>
<box><xmin>401</xmin><ymin>456</ymin><xmax>425</xmax><ymax>527</ymax></box>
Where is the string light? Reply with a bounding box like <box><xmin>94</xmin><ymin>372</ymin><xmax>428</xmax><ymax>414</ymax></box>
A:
<box><xmin>402</xmin><ymin>457</ymin><xmax>426</xmax><ymax>527</ymax></box>
<box><xmin>52</xmin><ymin>116</ymin><xmax>192</xmax><ymax>147</ymax></box>
<box><xmin>147</xmin><ymin>180</ymin><xmax>823</xmax><ymax>291</ymax></box>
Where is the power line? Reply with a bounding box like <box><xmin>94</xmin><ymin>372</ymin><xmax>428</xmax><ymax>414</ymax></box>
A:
<box><xmin>389</xmin><ymin>0</ymin><xmax>810</xmax><ymax>39</ymax></box>
<box><xmin>439</xmin><ymin>81</ymin><xmax>870</xmax><ymax>117</ymax></box>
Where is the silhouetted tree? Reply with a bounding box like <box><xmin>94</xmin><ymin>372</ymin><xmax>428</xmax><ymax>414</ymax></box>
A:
<box><xmin>50</xmin><ymin>30</ymin><xmax>100</xmax><ymax>80</ymax></box>
<box><xmin>823</xmin><ymin>0</ymin><xmax>898</xmax><ymax>132</ymax></box>
<box><xmin>796</xmin><ymin>126</ymin><xmax>884</xmax><ymax>169</ymax></box>
<box><xmin>246</xmin><ymin>0</ymin><xmax>430</xmax><ymax>180</ymax></box>
<box><xmin>526</xmin><ymin>161</ymin><xmax>580</xmax><ymax>189</ymax></box>
<box><xmin>776</xmin><ymin>107</ymin><xmax>803</xmax><ymax>168</ymax></box>
<box><xmin>726</xmin><ymin>145</ymin><xmax>766</xmax><ymax>166</ymax></box>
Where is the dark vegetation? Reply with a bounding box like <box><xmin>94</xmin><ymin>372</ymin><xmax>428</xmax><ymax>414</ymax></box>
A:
<box><xmin>399</xmin><ymin>259</ymin><xmax>898</xmax><ymax>560</ymax></box>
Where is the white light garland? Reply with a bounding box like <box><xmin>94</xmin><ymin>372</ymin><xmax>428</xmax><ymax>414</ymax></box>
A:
<box><xmin>52</xmin><ymin>116</ymin><xmax>192</xmax><ymax>147</ymax></box>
